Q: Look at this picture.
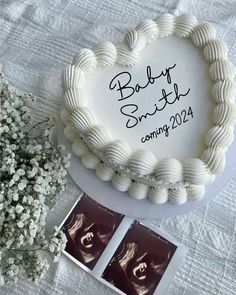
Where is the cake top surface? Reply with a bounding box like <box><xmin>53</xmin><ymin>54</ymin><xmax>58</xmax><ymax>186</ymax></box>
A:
<box><xmin>83</xmin><ymin>35</ymin><xmax>214</xmax><ymax>160</ymax></box>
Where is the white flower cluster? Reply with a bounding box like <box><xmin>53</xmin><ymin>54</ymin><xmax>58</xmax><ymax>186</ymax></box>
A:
<box><xmin>47</xmin><ymin>227</ymin><xmax>68</xmax><ymax>262</ymax></box>
<box><xmin>0</xmin><ymin>67</ymin><xmax>70</xmax><ymax>285</ymax></box>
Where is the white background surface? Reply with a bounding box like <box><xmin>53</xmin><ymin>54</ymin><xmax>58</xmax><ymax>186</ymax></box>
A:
<box><xmin>1</xmin><ymin>0</ymin><xmax>236</xmax><ymax>294</ymax></box>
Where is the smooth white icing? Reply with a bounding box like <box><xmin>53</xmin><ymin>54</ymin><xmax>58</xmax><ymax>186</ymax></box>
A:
<box><xmin>116</xmin><ymin>43</ymin><xmax>140</xmax><ymax>67</ymax></box>
<box><xmin>64</xmin><ymin>125</ymin><xmax>78</xmax><ymax>142</ymax></box>
<box><xmin>72</xmin><ymin>137</ymin><xmax>89</xmax><ymax>157</ymax></box>
<box><xmin>73</xmin><ymin>48</ymin><xmax>97</xmax><ymax>72</ymax></box>
<box><xmin>209</xmin><ymin>60</ymin><xmax>236</xmax><ymax>81</ymax></box>
<box><xmin>62</xmin><ymin>65</ymin><xmax>85</xmax><ymax>89</ymax></box>
<box><xmin>129</xmin><ymin>149</ymin><xmax>157</xmax><ymax>176</ymax></box>
<box><xmin>154</xmin><ymin>158</ymin><xmax>183</xmax><ymax>183</ymax></box>
<box><xmin>213</xmin><ymin>102</ymin><xmax>236</xmax><ymax>126</ymax></box>
<box><xmin>205</xmin><ymin>125</ymin><xmax>234</xmax><ymax>148</ymax></box>
<box><xmin>174</xmin><ymin>14</ymin><xmax>197</xmax><ymax>38</ymax></box>
<box><xmin>128</xmin><ymin>181</ymin><xmax>148</xmax><ymax>199</ymax></box>
<box><xmin>183</xmin><ymin>158</ymin><xmax>212</xmax><ymax>185</ymax></box>
<box><xmin>81</xmin><ymin>151</ymin><xmax>100</xmax><ymax>169</ymax></box>
<box><xmin>212</xmin><ymin>80</ymin><xmax>236</xmax><ymax>103</ymax></box>
<box><xmin>105</xmin><ymin>140</ymin><xmax>132</xmax><ymax>165</ymax></box>
<box><xmin>111</xmin><ymin>172</ymin><xmax>131</xmax><ymax>192</ymax></box>
<box><xmin>60</xmin><ymin>109</ymin><xmax>71</xmax><ymax>125</ymax></box>
<box><xmin>191</xmin><ymin>22</ymin><xmax>216</xmax><ymax>48</ymax></box>
<box><xmin>201</xmin><ymin>147</ymin><xmax>225</xmax><ymax>174</ymax></box>
<box><xmin>168</xmin><ymin>187</ymin><xmax>187</xmax><ymax>205</ymax></box>
<box><xmin>148</xmin><ymin>187</ymin><xmax>168</xmax><ymax>204</ymax></box>
<box><xmin>187</xmin><ymin>185</ymin><xmax>205</xmax><ymax>200</ymax></box>
<box><xmin>64</xmin><ymin>87</ymin><xmax>86</xmax><ymax>112</ymax></box>
<box><xmin>86</xmin><ymin>125</ymin><xmax>112</xmax><ymax>150</ymax></box>
<box><xmin>136</xmin><ymin>19</ymin><xmax>159</xmax><ymax>43</ymax></box>
<box><xmin>96</xmin><ymin>162</ymin><xmax>115</xmax><ymax>181</ymax></box>
<box><xmin>93</xmin><ymin>41</ymin><xmax>117</xmax><ymax>68</ymax></box>
<box><xmin>154</xmin><ymin>14</ymin><xmax>175</xmax><ymax>38</ymax></box>
<box><xmin>124</xmin><ymin>29</ymin><xmax>146</xmax><ymax>52</ymax></box>
<box><xmin>71</xmin><ymin>107</ymin><xmax>96</xmax><ymax>133</ymax></box>
<box><xmin>203</xmin><ymin>39</ymin><xmax>228</xmax><ymax>62</ymax></box>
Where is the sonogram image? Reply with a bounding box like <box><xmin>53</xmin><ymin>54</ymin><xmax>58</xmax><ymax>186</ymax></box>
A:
<box><xmin>62</xmin><ymin>194</ymin><xmax>124</xmax><ymax>269</ymax></box>
<box><xmin>102</xmin><ymin>221</ymin><xmax>177</xmax><ymax>295</ymax></box>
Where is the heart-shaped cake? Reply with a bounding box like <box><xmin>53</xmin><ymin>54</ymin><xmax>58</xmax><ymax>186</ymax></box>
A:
<box><xmin>61</xmin><ymin>13</ymin><xmax>236</xmax><ymax>205</ymax></box>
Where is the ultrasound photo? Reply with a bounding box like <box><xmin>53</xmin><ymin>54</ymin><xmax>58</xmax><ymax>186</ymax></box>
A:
<box><xmin>102</xmin><ymin>221</ymin><xmax>177</xmax><ymax>295</ymax></box>
<box><xmin>61</xmin><ymin>194</ymin><xmax>124</xmax><ymax>270</ymax></box>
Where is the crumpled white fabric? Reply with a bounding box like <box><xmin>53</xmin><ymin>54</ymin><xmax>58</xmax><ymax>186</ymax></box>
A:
<box><xmin>0</xmin><ymin>0</ymin><xmax>236</xmax><ymax>294</ymax></box>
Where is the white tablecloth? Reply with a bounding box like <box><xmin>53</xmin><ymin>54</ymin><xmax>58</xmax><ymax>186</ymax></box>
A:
<box><xmin>1</xmin><ymin>0</ymin><xmax>236</xmax><ymax>294</ymax></box>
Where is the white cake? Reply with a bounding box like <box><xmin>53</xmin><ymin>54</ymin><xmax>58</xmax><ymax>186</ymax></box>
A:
<box><xmin>61</xmin><ymin>14</ymin><xmax>236</xmax><ymax>205</ymax></box>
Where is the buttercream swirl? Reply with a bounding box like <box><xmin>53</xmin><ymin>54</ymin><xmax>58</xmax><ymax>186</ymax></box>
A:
<box><xmin>187</xmin><ymin>185</ymin><xmax>205</xmax><ymax>201</ymax></box>
<box><xmin>191</xmin><ymin>22</ymin><xmax>216</xmax><ymax>48</ymax></box>
<box><xmin>93</xmin><ymin>41</ymin><xmax>117</xmax><ymax>68</ymax></box>
<box><xmin>203</xmin><ymin>39</ymin><xmax>228</xmax><ymax>62</ymax></box>
<box><xmin>112</xmin><ymin>172</ymin><xmax>131</xmax><ymax>192</ymax></box>
<box><xmin>212</xmin><ymin>80</ymin><xmax>236</xmax><ymax>103</ymax></box>
<box><xmin>201</xmin><ymin>147</ymin><xmax>225</xmax><ymax>174</ymax></box>
<box><xmin>64</xmin><ymin>87</ymin><xmax>86</xmax><ymax>113</ymax></box>
<box><xmin>205</xmin><ymin>125</ymin><xmax>234</xmax><ymax>148</ymax></box>
<box><xmin>72</xmin><ymin>137</ymin><xmax>89</xmax><ymax>157</ymax></box>
<box><xmin>81</xmin><ymin>151</ymin><xmax>100</xmax><ymax>169</ymax></box>
<box><xmin>174</xmin><ymin>14</ymin><xmax>197</xmax><ymax>38</ymax></box>
<box><xmin>73</xmin><ymin>48</ymin><xmax>97</xmax><ymax>72</ymax></box>
<box><xmin>209</xmin><ymin>60</ymin><xmax>236</xmax><ymax>81</ymax></box>
<box><xmin>168</xmin><ymin>187</ymin><xmax>187</xmax><ymax>205</ymax></box>
<box><xmin>129</xmin><ymin>149</ymin><xmax>157</xmax><ymax>176</ymax></box>
<box><xmin>136</xmin><ymin>19</ymin><xmax>159</xmax><ymax>43</ymax></box>
<box><xmin>213</xmin><ymin>102</ymin><xmax>236</xmax><ymax>126</ymax></box>
<box><xmin>116</xmin><ymin>43</ymin><xmax>140</xmax><ymax>67</ymax></box>
<box><xmin>105</xmin><ymin>140</ymin><xmax>132</xmax><ymax>165</ymax></box>
<box><xmin>148</xmin><ymin>187</ymin><xmax>168</xmax><ymax>204</ymax></box>
<box><xmin>71</xmin><ymin>107</ymin><xmax>96</xmax><ymax>134</ymax></box>
<box><xmin>87</xmin><ymin>125</ymin><xmax>112</xmax><ymax>150</ymax></box>
<box><xmin>183</xmin><ymin>158</ymin><xmax>212</xmax><ymax>185</ymax></box>
<box><xmin>154</xmin><ymin>14</ymin><xmax>175</xmax><ymax>38</ymax></box>
<box><xmin>154</xmin><ymin>158</ymin><xmax>183</xmax><ymax>183</ymax></box>
<box><xmin>128</xmin><ymin>181</ymin><xmax>148</xmax><ymax>199</ymax></box>
<box><xmin>96</xmin><ymin>162</ymin><xmax>115</xmax><ymax>181</ymax></box>
<box><xmin>64</xmin><ymin>125</ymin><xmax>78</xmax><ymax>142</ymax></box>
<box><xmin>60</xmin><ymin>109</ymin><xmax>71</xmax><ymax>125</ymax></box>
<box><xmin>124</xmin><ymin>30</ymin><xmax>146</xmax><ymax>52</ymax></box>
<box><xmin>62</xmin><ymin>65</ymin><xmax>84</xmax><ymax>89</ymax></box>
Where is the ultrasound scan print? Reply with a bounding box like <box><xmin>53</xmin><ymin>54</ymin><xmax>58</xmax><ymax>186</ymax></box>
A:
<box><xmin>62</xmin><ymin>194</ymin><xmax>124</xmax><ymax>269</ymax></box>
<box><xmin>102</xmin><ymin>221</ymin><xmax>177</xmax><ymax>295</ymax></box>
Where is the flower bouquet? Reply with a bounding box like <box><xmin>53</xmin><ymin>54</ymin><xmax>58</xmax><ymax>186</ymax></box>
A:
<box><xmin>0</xmin><ymin>66</ymin><xmax>70</xmax><ymax>285</ymax></box>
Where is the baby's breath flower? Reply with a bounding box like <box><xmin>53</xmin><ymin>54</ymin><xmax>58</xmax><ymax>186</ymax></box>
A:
<box><xmin>17</xmin><ymin>221</ymin><xmax>24</xmax><ymax>228</ymax></box>
<box><xmin>15</xmin><ymin>205</ymin><xmax>24</xmax><ymax>214</ymax></box>
<box><xmin>0</xmin><ymin>70</ymin><xmax>69</xmax><ymax>285</ymax></box>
